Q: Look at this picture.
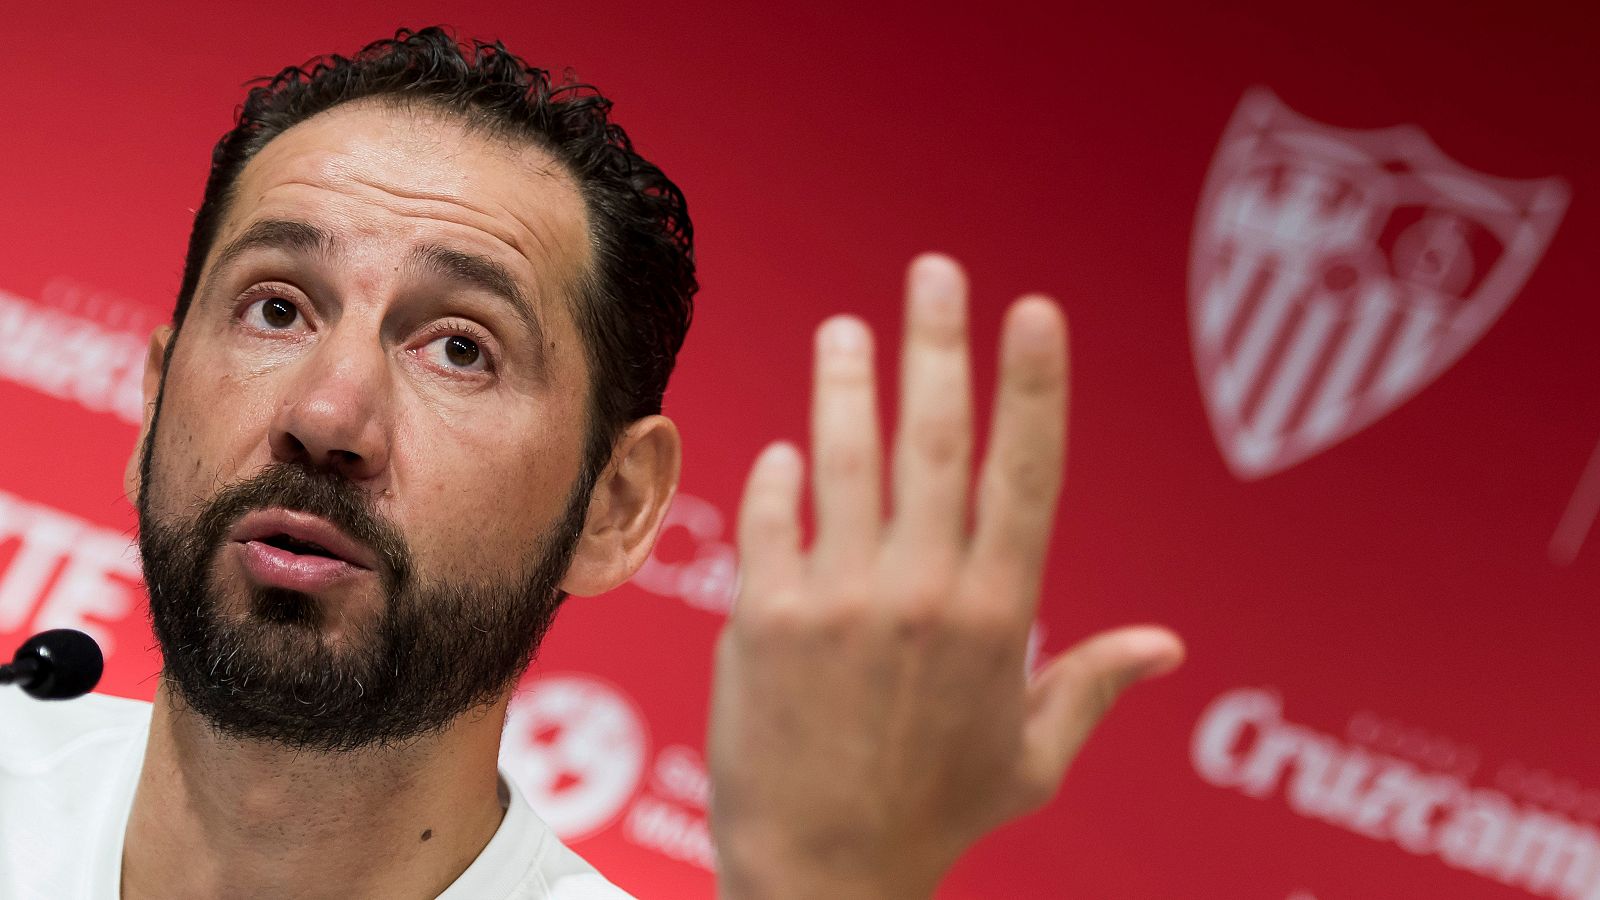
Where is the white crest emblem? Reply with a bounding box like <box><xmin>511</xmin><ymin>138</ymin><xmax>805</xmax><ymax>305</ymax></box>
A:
<box><xmin>500</xmin><ymin>673</ymin><xmax>649</xmax><ymax>841</ymax></box>
<box><xmin>1190</xmin><ymin>88</ymin><xmax>1569</xmax><ymax>479</ymax></box>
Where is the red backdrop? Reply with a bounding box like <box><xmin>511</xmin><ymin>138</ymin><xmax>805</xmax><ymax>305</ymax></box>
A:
<box><xmin>2</xmin><ymin>3</ymin><xmax>1597</xmax><ymax>898</ymax></box>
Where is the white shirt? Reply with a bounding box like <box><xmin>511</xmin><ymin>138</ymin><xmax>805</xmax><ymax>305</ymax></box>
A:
<box><xmin>0</xmin><ymin>689</ymin><xmax>633</xmax><ymax>899</ymax></box>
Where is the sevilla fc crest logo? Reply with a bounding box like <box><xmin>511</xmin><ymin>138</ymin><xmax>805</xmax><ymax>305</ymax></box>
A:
<box><xmin>1190</xmin><ymin>88</ymin><xmax>1568</xmax><ymax>479</ymax></box>
<box><xmin>500</xmin><ymin>673</ymin><xmax>649</xmax><ymax>841</ymax></box>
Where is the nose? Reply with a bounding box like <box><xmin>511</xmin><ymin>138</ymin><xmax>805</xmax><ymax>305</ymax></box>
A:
<box><xmin>268</xmin><ymin>328</ymin><xmax>391</xmax><ymax>482</ymax></box>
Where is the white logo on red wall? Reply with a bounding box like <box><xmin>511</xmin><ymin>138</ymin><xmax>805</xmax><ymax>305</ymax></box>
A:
<box><xmin>0</xmin><ymin>280</ymin><xmax>154</xmax><ymax>426</ymax></box>
<box><xmin>1190</xmin><ymin>88</ymin><xmax>1569</xmax><ymax>479</ymax></box>
<box><xmin>630</xmin><ymin>492</ymin><xmax>738</xmax><ymax>615</ymax></box>
<box><xmin>0</xmin><ymin>488</ymin><xmax>143</xmax><ymax>658</ymax></box>
<box><xmin>625</xmin><ymin>744</ymin><xmax>716</xmax><ymax>871</ymax></box>
<box><xmin>1191</xmin><ymin>687</ymin><xmax>1600</xmax><ymax>899</ymax></box>
<box><xmin>500</xmin><ymin>673</ymin><xmax>649</xmax><ymax>842</ymax></box>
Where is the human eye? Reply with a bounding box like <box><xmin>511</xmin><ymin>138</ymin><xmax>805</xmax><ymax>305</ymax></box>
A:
<box><xmin>414</xmin><ymin>321</ymin><xmax>496</xmax><ymax>376</ymax></box>
<box><xmin>238</xmin><ymin>286</ymin><xmax>310</xmax><ymax>332</ymax></box>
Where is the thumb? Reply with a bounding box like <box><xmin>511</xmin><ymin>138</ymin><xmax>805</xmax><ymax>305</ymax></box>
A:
<box><xmin>1016</xmin><ymin>625</ymin><xmax>1185</xmax><ymax>809</ymax></box>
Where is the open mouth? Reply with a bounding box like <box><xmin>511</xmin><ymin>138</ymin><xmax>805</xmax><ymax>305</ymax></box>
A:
<box><xmin>257</xmin><ymin>533</ymin><xmax>340</xmax><ymax>559</ymax></box>
<box><xmin>227</xmin><ymin>509</ymin><xmax>380</xmax><ymax>586</ymax></box>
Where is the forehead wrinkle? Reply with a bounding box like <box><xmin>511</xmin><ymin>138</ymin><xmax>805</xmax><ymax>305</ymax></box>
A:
<box><xmin>325</xmin><ymin>170</ymin><xmax>590</xmax><ymax>325</ymax></box>
<box><xmin>334</xmin><ymin>169</ymin><xmax>588</xmax><ymax>276</ymax></box>
<box><xmin>221</xmin><ymin>110</ymin><xmax>596</xmax><ymax>371</ymax></box>
<box><xmin>249</xmin><ymin>174</ymin><xmax>587</xmax><ymax>304</ymax></box>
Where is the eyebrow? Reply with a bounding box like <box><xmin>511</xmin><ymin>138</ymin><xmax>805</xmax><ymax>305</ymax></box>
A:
<box><xmin>212</xmin><ymin>218</ymin><xmax>333</xmax><ymax>273</ymax></box>
<box><xmin>406</xmin><ymin>243</ymin><xmax>547</xmax><ymax>351</ymax></box>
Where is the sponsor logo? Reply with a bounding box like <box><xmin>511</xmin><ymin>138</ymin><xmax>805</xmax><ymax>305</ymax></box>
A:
<box><xmin>0</xmin><ymin>488</ymin><xmax>143</xmax><ymax>657</ymax></box>
<box><xmin>500</xmin><ymin>673</ymin><xmax>649</xmax><ymax>842</ymax></box>
<box><xmin>0</xmin><ymin>281</ymin><xmax>154</xmax><ymax>426</ymax></box>
<box><xmin>1190</xmin><ymin>88</ymin><xmax>1569</xmax><ymax>479</ymax></box>
<box><xmin>1193</xmin><ymin>687</ymin><xmax>1600</xmax><ymax>898</ymax></box>
<box><xmin>630</xmin><ymin>492</ymin><xmax>738</xmax><ymax>615</ymax></box>
<box><xmin>624</xmin><ymin>744</ymin><xmax>715</xmax><ymax>871</ymax></box>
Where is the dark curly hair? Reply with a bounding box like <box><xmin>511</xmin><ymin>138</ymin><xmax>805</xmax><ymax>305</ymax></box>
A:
<box><xmin>171</xmin><ymin>26</ymin><xmax>696</xmax><ymax>482</ymax></box>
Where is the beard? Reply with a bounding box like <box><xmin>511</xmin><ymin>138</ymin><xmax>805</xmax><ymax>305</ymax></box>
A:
<box><xmin>137</xmin><ymin>435</ymin><xmax>592</xmax><ymax>753</ymax></box>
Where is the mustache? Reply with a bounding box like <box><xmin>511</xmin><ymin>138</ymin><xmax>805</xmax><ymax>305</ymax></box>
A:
<box><xmin>191</xmin><ymin>462</ymin><xmax>413</xmax><ymax>589</ymax></box>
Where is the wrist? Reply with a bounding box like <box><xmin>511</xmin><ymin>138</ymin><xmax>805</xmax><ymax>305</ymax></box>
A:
<box><xmin>716</xmin><ymin>863</ymin><xmax>939</xmax><ymax>900</ymax></box>
<box><xmin>713</xmin><ymin>827</ymin><xmax>947</xmax><ymax>900</ymax></box>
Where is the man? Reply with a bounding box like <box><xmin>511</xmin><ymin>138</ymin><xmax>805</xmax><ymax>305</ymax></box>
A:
<box><xmin>0</xmin><ymin>27</ymin><xmax>1182</xmax><ymax>899</ymax></box>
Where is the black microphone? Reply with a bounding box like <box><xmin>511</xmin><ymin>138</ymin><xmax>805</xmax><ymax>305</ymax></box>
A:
<box><xmin>0</xmin><ymin>629</ymin><xmax>104</xmax><ymax>700</ymax></box>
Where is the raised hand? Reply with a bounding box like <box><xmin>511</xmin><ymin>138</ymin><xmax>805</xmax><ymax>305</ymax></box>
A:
<box><xmin>708</xmin><ymin>254</ymin><xmax>1184</xmax><ymax>899</ymax></box>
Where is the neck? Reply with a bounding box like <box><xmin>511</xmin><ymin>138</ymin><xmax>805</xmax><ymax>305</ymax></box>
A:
<box><xmin>122</xmin><ymin>680</ymin><xmax>508</xmax><ymax>900</ymax></box>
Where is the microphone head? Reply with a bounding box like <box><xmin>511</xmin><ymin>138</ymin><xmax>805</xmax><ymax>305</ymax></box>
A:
<box><xmin>15</xmin><ymin>629</ymin><xmax>104</xmax><ymax>700</ymax></box>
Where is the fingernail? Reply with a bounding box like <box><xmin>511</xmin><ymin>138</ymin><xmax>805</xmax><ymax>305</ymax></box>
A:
<box><xmin>761</xmin><ymin>442</ymin><xmax>803</xmax><ymax>478</ymax></box>
<box><xmin>1133</xmin><ymin>630</ymin><xmax>1185</xmax><ymax>680</ymax></box>
<box><xmin>820</xmin><ymin>317</ymin><xmax>868</xmax><ymax>353</ymax></box>
<box><xmin>912</xmin><ymin>258</ymin><xmax>964</xmax><ymax>319</ymax></box>
<box><xmin>1008</xmin><ymin>298</ymin><xmax>1062</xmax><ymax>352</ymax></box>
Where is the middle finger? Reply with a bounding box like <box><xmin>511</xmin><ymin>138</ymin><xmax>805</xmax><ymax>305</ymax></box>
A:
<box><xmin>887</xmin><ymin>254</ymin><xmax>974</xmax><ymax>555</ymax></box>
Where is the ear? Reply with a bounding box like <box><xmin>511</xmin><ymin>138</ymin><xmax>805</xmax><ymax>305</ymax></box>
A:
<box><xmin>124</xmin><ymin>325</ymin><xmax>174</xmax><ymax>505</ymax></box>
<box><xmin>558</xmin><ymin>414</ymin><xmax>682</xmax><ymax>597</ymax></box>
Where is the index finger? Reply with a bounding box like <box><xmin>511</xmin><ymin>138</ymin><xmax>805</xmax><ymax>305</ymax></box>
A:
<box><xmin>969</xmin><ymin>297</ymin><xmax>1068</xmax><ymax>613</ymax></box>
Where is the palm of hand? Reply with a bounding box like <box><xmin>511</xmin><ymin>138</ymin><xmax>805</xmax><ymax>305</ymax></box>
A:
<box><xmin>709</xmin><ymin>255</ymin><xmax>1183</xmax><ymax>899</ymax></box>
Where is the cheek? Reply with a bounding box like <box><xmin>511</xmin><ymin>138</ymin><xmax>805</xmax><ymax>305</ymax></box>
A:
<box><xmin>393</xmin><ymin>407</ymin><xmax>584</xmax><ymax>572</ymax></box>
<box><xmin>146</xmin><ymin>354</ymin><xmax>277</xmax><ymax>517</ymax></box>
<box><xmin>143</xmin><ymin>411</ymin><xmax>214</xmax><ymax>527</ymax></box>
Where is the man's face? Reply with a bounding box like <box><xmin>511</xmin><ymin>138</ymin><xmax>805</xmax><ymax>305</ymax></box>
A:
<box><xmin>136</xmin><ymin>101</ymin><xmax>598</xmax><ymax>750</ymax></box>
